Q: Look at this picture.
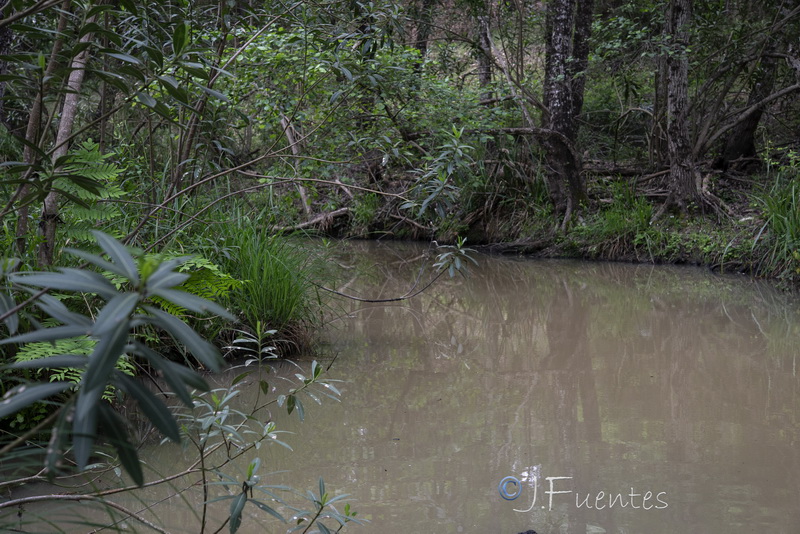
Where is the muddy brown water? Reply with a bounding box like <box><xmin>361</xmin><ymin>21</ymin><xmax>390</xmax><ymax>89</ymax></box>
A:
<box><xmin>8</xmin><ymin>241</ymin><xmax>800</xmax><ymax>533</ymax></box>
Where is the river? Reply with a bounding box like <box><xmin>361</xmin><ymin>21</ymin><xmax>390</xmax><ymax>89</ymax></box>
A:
<box><xmin>9</xmin><ymin>241</ymin><xmax>800</xmax><ymax>533</ymax></box>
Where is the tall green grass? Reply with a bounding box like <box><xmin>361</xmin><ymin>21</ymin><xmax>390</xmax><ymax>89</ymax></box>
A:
<box><xmin>753</xmin><ymin>178</ymin><xmax>800</xmax><ymax>278</ymax></box>
<box><xmin>214</xmin><ymin>222</ymin><xmax>327</xmax><ymax>350</ymax></box>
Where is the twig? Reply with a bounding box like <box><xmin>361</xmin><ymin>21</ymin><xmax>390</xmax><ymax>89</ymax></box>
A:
<box><xmin>389</xmin><ymin>213</ymin><xmax>429</xmax><ymax>232</ymax></box>
<box><xmin>272</xmin><ymin>208</ymin><xmax>351</xmax><ymax>232</ymax></box>
<box><xmin>315</xmin><ymin>270</ymin><xmax>445</xmax><ymax>303</ymax></box>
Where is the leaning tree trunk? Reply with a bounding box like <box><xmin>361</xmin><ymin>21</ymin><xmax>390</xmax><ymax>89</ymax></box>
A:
<box><xmin>716</xmin><ymin>44</ymin><xmax>778</xmax><ymax>171</ymax></box>
<box><xmin>39</xmin><ymin>16</ymin><xmax>95</xmax><ymax>265</ymax></box>
<box><xmin>664</xmin><ymin>0</ymin><xmax>699</xmax><ymax>213</ymax></box>
<box><xmin>542</xmin><ymin>0</ymin><xmax>591</xmax><ymax>225</ymax></box>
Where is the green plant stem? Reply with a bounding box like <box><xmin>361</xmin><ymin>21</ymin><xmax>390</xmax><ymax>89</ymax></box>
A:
<box><xmin>199</xmin><ymin>442</ymin><xmax>209</xmax><ymax>534</ymax></box>
<box><xmin>300</xmin><ymin>503</ymin><xmax>325</xmax><ymax>534</ymax></box>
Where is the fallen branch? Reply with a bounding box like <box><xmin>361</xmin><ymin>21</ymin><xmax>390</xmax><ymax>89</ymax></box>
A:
<box><xmin>273</xmin><ymin>207</ymin><xmax>351</xmax><ymax>232</ymax></box>
<box><xmin>389</xmin><ymin>213</ymin><xmax>429</xmax><ymax>232</ymax></box>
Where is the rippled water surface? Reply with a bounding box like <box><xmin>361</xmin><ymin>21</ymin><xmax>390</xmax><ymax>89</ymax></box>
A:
<box><xmin>12</xmin><ymin>241</ymin><xmax>800</xmax><ymax>533</ymax></box>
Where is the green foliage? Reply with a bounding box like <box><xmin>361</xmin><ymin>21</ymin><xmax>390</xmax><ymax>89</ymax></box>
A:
<box><xmin>171</xmin><ymin>362</ymin><xmax>353</xmax><ymax>533</ymax></box>
<box><xmin>1</xmin><ymin>231</ymin><xmax>232</xmax><ymax>485</ymax></box>
<box><xmin>753</xmin><ymin>174</ymin><xmax>800</xmax><ymax>279</ymax></box>
<box><xmin>150</xmin><ymin>255</ymin><xmax>242</xmax><ymax>317</ymax></box>
<box><xmin>213</xmin><ymin>221</ymin><xmax>326</xmax><ymax>342</ymax></box>
<box><xmin>55</xmin><ymin>140</ymin><xmax>127</xmax><ymax>242</ymax></box>
<box><xmin>352</xmin><ymin>192</ymin><xmax>380</xmax><ymax>232</ymax></box>
<box><xmin>14</xmin><ymin>336</ymin><xmax>136</xmax><ymax>403</ymax></box>
<box><xmin>225</xmin><ymin>320</ymin><xmax>278</xmax><ymax>366</ymax></box>
<box><xmin>576</xmin><ymin>181</ymin><xmax>653</xmax><ymax>242</ymax></box>
<box><xmin>434</xmin><ymin>237</ymin><xmax>479</xmax><ymax>278</ymax></box>
<box><xmin>402</xmin><ymin>127</ymin><xmax>476</xmax><ymax>221</ymax></box>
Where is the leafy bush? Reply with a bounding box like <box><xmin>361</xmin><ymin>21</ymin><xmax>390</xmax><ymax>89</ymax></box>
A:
<box><xmin>0</xmin><ymin>231</ymin><xmax>231</xmax><ymax>485</ymax></box>
<box><xmin>0</xmin><ymin>232</ymin><xmax>360</xmax><ymax>533</ymax></box>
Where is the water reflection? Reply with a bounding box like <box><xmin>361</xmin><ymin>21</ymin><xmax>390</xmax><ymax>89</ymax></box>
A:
<box><xmin>311</xmin><ymin>242</ymin><xmax>800</xmax><ymax>534</ymax></box>
<box><xmin>8</xmin><ymin>241</ymin><xmax>800</xmax><ymax>533</ymax></box>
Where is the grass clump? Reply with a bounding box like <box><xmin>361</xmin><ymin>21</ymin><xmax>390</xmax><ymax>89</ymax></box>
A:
<box><xmin>213</xmin><ymin>221</ymin><xmax>328</xmax><ymax>352</ymax></box>
<box><xmin>752</xmin><ymin>177</ymin><xmax>800</xmax><ymax>280</ymax></box>
<box><xmin>571</xmin><ymin>181</ymin><xmax>653</xmax><ymax>258</ymax></box>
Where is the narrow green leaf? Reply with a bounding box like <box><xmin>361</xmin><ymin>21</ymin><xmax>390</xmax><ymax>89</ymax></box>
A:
<box><xmin>33</xmin><ymin>294</ymin><xmax>92</xmax><ymax>327</ymax></box>
<box><xmin>72</xmin><ymin>395</ymin><xmax>98</xmax><ymax>470</ymax></box>
<box><xmin>150</xmin><ymin>288</ymin><xmax>233</xmax><ymax>320</ymax></box>
<box><xmin>78</xmin><ymin>22</ymin><xmax>105</xmax><ymax>38</ymax></box>
<box><xmin>196</xmin><ymin>83</ymin><xmax>229</xmax><ymax>102</ymax></box>
<box><xmin>97</xmin><ymin>403</ymin><xmax>143</xmax><ymax>486</ymax></box>
<box><xmin>115</xmin><ymin>373</ymin><xmax>180</xmax><ymax>442</ymax></box>
<box><xmin>81</xmin><ymin>319</ymin><xmax>129</xmax><ymax>396</ymax></box>
<box><xmin>172</xmin><ymin>21</ymin><xmax>189</xmax><ymax>56</ymax></box>
<box><xmin>231</xmin><ymin>371</ymin><xmax>252</xmax><ymax>386</ymax></box>
<box><xmin>230</xmin><ymin>492</ymin><xmax>247</xmax><ymax>534</ymax></box>
<box><xmin>136</xmin><ymin>91</ymin><xmax>157</xmax><ymax>108</ymax></box>
<box><xmin>11</xmin><ymin>354</ymin><xmax>89</xmax><ymax>370</ymax></box>
<box><xmin>65</xmin><ymin>248</ymin><xmax>130</xmax><ymax>280</ymax></box>
<box><xmin>142</xmin><ymin>307</ymin><xmax>224</xmax><ymax>371</ymax></box>
<box><xmin>159</xmin><ymin>76</ymin><xmax>189</xmax><ymax>103</ymax></box>
<box><xmin>70</xmin><ymin>41</ymin><xmax>92</xmax><ymax>57</ymax></box>
<box><xmin>0</xmin><ymin>382</ymin><xmax>71</xmax><ymax>419</ymax></box>
<box><xmin>133</xmin><ymin>341</ymin><xmax>208</xmax><ymax>405</ymax></box>
<box><xmin>259</xmin><ymin>380</ymin><xmax>269</xmax><ymax>395</ymax></box>
<box><xmin>92</xmin><ymin>293</ymin><xmax>138</xmax><ymax>336</ymax></box>
<box><xmin>117</xmin><ymin>65</ymin><xmax>146</xmax><ymax>83</ymax></box>
<box><xmin>144</xmin><ymin>258</ymin><xmax>188</xmax><ymax>289</ymax></box>
<box><xmin>118</xmin><ymin>0</ymin><xmax>138</xmax><ymax>15</ymax></box>
<box><xmin>103</xmin><ymin>51</ymin><xmax>142</xmax><ymax>65</ymax></box>
<box><xmin>10</xmin><ymin>269</ymin><xmax>118</xmax><ymax>298</ymax></box>
<box><xmin>0</xmin><ymin>293</ymin><xmax>19</xmax><ymax>334</ymax></box>
<box><xmin>1</xmin><ymin>325</ymin><xmax>90</xmax><ymax>345</ymax></box>
<box><xmin>250</xmin><ymin>500</ymin><xmax>285</xmax><ymax>522</ymax></box>
<box><xmin>325</xmin><ymin>493</ymin><xmax>350</xmax><ymax>504</ymax></box>
<box><xmin>86</xmin><ymin>4</ymin><xmax>114</xmax><ymax>18</ymax></box>
<box><xmin>247</xmin><ymin>458</ymin><xmax>260</xmax><ymax>479</ymax></box>
<box><xmin>312</xmin><ymin>360</ymin><xmax>321</xmax><ymax>379</ymax></box>
<box><xmin>92</xmin><ymin>231</ymin><xmax>139</xmax><ymax>285</ymax></box>
<box><xmin>0</xmin><ymin>74</ymin><xmax>29</xmax><ymax>82</ymax></box>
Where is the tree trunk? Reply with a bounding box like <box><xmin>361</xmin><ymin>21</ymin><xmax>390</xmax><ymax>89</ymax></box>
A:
<box><xmin>651</xmin><ymin>29</ymin><xmax>669</xmax><ymax>168</ymax></box>
<box><xmin>715</xmin><ymin>45</ymin><xmax>779</xmax><ymax>171</ymax></box>
<box><xmin>477</xmin><ymin>14</ymin><xmax>492</xmax><ymax>102</ymax></box>
<box><xmin>542</xmin><ymin>0</ymin><xmax>591</xmax><ymax>224</ymax></box>
<box><xmin>0</xmin><ymin>24</ymin><xmax>11</xmax><ymax>129</ymax></box>
<box><xmin>664</xmin><ymin>0</ymin><xmax>699</xmax><ymax>213</ymax></box>
<box><xmin>15</xmin><ymin>0</ymin><xmax>71</xmax><ymax>257</ymax></box>
<box><xmin>280</xmin><ymin>114</ymin><xmax>312</xmax><ymax>217</ymax></box>
<box><xmin>568</xmin><ymin>0</ymin><xmax>594</xmax><ymax>142</ymax></box>
<box><xmin>413</xmin><ymin>0</ymin><xmax>435</xmax><ymax>62</ymax></box>
<box><xmin>39</xmin><ymin>15</ymin><xmax>95</xmax><ymax>265</ymax></box>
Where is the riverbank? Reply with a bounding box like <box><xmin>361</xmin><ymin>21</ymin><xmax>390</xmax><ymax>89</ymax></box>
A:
<box><xmin>324</xmin><ymin>167</ymin><xmax>799</xmax><ymax>289</ymax></box>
